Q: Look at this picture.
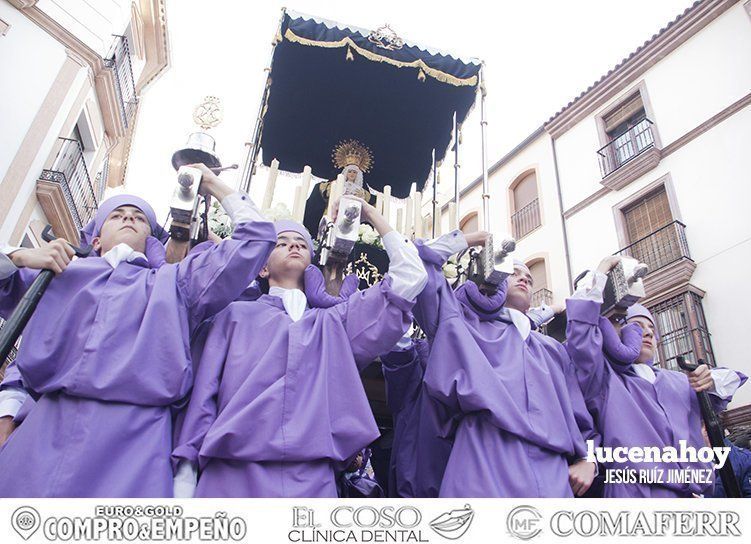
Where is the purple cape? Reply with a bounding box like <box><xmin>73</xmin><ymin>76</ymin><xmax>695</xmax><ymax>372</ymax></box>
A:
<box><xmin>172</xmin><ymin>275</ymin><xmax>414</xmax><ymax>497</ymax></box>
<box><xmin>381</xmin><ymin>338</ymin><xmax>456</xmax><ymax>497</ymax></box>
<box><xmin>0</xmin><ymin>220</ymin><xmax>276</xmax><ymax>497</ymax></box>
<box><xmin>409</xmin><ymin>241</ymin><xmax>597</xmax><ymax>498</ymax></box>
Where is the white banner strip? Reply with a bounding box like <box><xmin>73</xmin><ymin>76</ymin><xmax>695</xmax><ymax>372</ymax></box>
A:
<box><xmin>0</xmin><ymin>498</ymin><xmax>748</xmax><ymax>544</ymax></box>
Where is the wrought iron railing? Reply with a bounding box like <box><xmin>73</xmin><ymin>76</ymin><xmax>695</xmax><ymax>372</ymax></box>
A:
<box><xmin>511</xmin><ymin>197</ymin><xmax>541</xmax><ymax>239</ymax></box>
<box><xmin>649</xmin><ymin>292</ymin><xmax>715</xmax><ymax>371</ymax></box>
<box><xmin>42</xmin><ymin>138</ymin><xmax>98</xmax><ymax>229</ymax></box>
<box><xmin>531</xmin><ymin>287</ymin><xmax>553</xmax><ymax>307</ymax></box>
<box><xmin>94</xmin><ymin>156</ymin><xmax>109</xmax><ymax>202</ymax></box>
<box><xmin>105</xmin><ymin>35</ymin><xmax>137</xmax><ymax>128</ymax></box>
<box><xmin>0</xmin><ymin>319</ymin><xmax>19</xmax><ymax>380</ymax></box>
<box><xmin>615</xmin><ymin>220</ymin><xmax>691</xmax><ymax>274</ymax></box>
<box><xmin>597</xmin><ymin>117</ymin><xmax>656</xmax><ymax>177</ymax></box>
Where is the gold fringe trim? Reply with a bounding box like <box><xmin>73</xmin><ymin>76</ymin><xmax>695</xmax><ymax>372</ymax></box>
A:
<box><xmin>284</xmin><ymin>28</ymin><xmax>478</xmax><ymax>87</ymax></box>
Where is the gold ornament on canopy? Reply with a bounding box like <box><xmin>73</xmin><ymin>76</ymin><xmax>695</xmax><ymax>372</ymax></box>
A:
<box><xmin>192</xmin><ymin>96</ymin><xmax>223</xmax><ymax>131</ymax></box>
<box><xmin>331</xmin><ymin>139</ymin><xmax>374</xmax><ymax>173</ymax></box>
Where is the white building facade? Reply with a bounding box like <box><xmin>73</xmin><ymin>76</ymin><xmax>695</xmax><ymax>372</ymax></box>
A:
<box><xmin>435</xmin><ymin>0</ymin><xmax>751</xmax><ymax>416</ymax></box>
<box><xmin>0</xmin><ymin>0</ymin><xmax>169</xmax><ymax>248</ymax></box>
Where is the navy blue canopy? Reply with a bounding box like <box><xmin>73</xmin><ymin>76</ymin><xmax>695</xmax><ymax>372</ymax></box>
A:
<box><xmin>259</xmin><ymin>10</ymin><xmax>481</xmax><ymax>198</ymax></box>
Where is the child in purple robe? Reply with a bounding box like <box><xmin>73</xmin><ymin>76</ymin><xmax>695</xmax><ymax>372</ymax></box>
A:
<box><xmin>0</xmin><ymin>165</ymin><xmax>276</xmax><ymax>497</ymax></box>
<box><xmin>172</xmin><ymin>197</ymin><xmax>427</xmax><ymax>497</ymax></box>
<box><xmin>405</xmin><ymin>229</ymin><xmax>598</xmax><ymax>497</ymax></box>
<box><xmin>565</xmin><ymin>256</ymin><xmax>746</xmax><ymax>497</ymax></box>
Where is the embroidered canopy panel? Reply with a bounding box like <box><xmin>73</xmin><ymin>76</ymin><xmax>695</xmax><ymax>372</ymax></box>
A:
<box><xmin>259</xmin><ymin>10</ymin><xmax>482</xmax><ymax>197</ymax></box>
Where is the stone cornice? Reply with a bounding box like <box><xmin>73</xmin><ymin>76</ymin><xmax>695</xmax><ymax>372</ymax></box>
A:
<box><xmin>545</xmin><ymin>0</ymin><xmax>736</xmax><ymax>138</ymax></box>
<box><xmin>10</xmin><ymin>1</ymin><xmax>127</xmax><ymax>140</ymax></box>
<box><xmin>136</xmin><ymin>0</ymin><xmax>170</xmax><ymax>93</ymax></box>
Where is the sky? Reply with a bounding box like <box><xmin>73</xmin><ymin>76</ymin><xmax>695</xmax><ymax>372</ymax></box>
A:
<box><xmin>124</xmin><ymin>0</ymin><xmax>697</xmax><ymax>220</ymax></box>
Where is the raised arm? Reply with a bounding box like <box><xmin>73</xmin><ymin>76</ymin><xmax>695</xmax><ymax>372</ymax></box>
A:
<box><xmin>564</xmin><ymin>266</ymin><xmax>614</xmax><ymax>409</ymax></box>
<box><xmin>412</xmin><ymin>230</ymin><xmax>485</xmax><ymax>338</ymax></box>
<box><xmin>331</xmin><ymin>197</ymin><xmax>426</xmax><ymax>368</ymax></box>
<box><xmin>176</xmin><ymin>168</ymin><xmax>276</xmax><ymax>328</ymax></box>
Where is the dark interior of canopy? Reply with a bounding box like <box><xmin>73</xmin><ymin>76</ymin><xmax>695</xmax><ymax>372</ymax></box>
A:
<box><xmin>258</xmin><ymin>13</ymin><xmax>480</xmax><ymax>198</ymax></box>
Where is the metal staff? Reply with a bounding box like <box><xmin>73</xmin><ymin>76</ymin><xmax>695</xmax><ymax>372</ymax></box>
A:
<box><xmin>0</xmin><ymin>226</ymin><xmax>92</xmax><ymax>365</ymax></box>
<box><xmin>431</xmin><ymin>149</ymin><xmax>437</xmax><ymax>236</ymax></box>
<box><xmin>676</xmin><ymin>355</ymin><xmax>741</xmax><ymax>497</ymax></box>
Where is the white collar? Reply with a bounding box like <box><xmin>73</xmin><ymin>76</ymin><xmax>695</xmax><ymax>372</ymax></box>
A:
<box><xmin>102</xmin><ymin>243</ymin><xmax>147</xmax><ymax>269</ymax></box>
<box><xmin>269</xmin><ymin>286</ymin><xmax>308</xmax><ymax>322</ymax></box>
<box><xmin>506</xmin><ymin>307</ymin><xmax>531</xmax><ymax>340</ymax></box>
<box><xmin>633</xmin><ymin>363</ymin><xmax>657</xmax><ymax>383</ymax></box>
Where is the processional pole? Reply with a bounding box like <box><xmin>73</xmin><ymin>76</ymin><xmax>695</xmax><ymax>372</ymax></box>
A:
<box><xmin>431</xmin><ymin>149</ymin><xmax>437</xmax><ymax>237</ymax></box>
<box><xmin>240</xmin><ymin>7</ymin><xmax>287</xmax><ymax>193</ymax></box>
<box><xmin>479</xmin><ymin>64</ymin><xmax>490</xmax><ymax>233</ymax></box>
<box><xmin>453</xmin><ymin>110</ymin><xmax>460</xmax><ymax>230</ymax></box>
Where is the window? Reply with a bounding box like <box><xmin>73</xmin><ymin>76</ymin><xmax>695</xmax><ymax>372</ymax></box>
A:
<box><xmin>528</xmin><ymin>259</ymin><xmax>552</xmax><ymax>307</ymax></box>
<box><xmin>620</xmin><ymin>187</ymin><xmax>688</xmax><ymax>273</ymax></box>
<box><xmin>602</xmin><ymin>93</ymin><xmax>654</xmax><ymax>168</ymax></box>
<box><xmin>460</xmin><ymin>212</ymin><xmax>478</xmax><ymax>234</ymax></box>
<box><xmin>510</xmin><ymin>171</ymin><xmax>541</xmax><ymax>239</ymax></box>
<box><xmin>649</xmin><ymin>291</ymin><xmax>715</xmax><ymax>371</ymax></box>
<box><xmin>596</xmin><ymin>85</ymin><xmax>660</xmax><ymax>182</ymax></box>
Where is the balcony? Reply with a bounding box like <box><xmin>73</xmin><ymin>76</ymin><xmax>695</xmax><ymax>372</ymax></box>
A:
<box><xmin>36</xmin><ymin>138</ymin><xmax>99</xmax><ymax>243</ymax></box>
<box><xmin>597</xmin><ymin>117</ymin><xmax>661</xmax><ymax>190</ymax></box>
<box><xmin>511</xmin><ymin>197</ymin><xmax>541</xmax><ymax>239</ymax></box>
<box><xmin>105</xmin><ymin>35</ymin><xmax>137</xmax><ymax>129</ymax></box>
<box><xmin>531</xmin><ymin>288</ymin><xmax>553</xmax><ymax>307</ymax></box>
<box><xmin>616</xmin><ymin>220</ymin><xmax>695</xmax><ymax>296</ymax></box>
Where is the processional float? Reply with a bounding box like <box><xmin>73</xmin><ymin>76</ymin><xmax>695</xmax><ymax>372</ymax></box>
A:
<box><xmin>238</xmin><ymin>9</ymin><xmax>521</xmax><ymax>291</ymax></box>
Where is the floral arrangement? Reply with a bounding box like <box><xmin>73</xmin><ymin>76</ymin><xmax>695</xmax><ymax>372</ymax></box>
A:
<box><xmin>442</xmin><ymin>251</ymin><xmax>471</xmax><ymax>281</ymax></box>
<box><xmin>261</xmin><ymin>202</ymin><xmax>294</xmax><ymax>222</ymax></box>
<box><xmin>357</xmin><ymin>224</ymin><xmax>383</xmax><ymax>249</ymax></box>
<box><xmin>207</xmin><ymin>201</ymin><xmax>232</xmax><ymax>239</ymax></box>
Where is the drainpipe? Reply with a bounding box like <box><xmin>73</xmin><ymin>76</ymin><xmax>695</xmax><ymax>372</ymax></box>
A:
<box><xmin>550</xmin><ymin>135</ymin><xmax>574</xmax><ymax>293</ymax></box>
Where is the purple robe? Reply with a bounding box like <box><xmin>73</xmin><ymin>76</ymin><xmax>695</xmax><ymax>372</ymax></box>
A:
<box><xmin>0</xmin><ymin>221</ymin><xmax>276</xmax><ymax>497</ymax></box>
<box><xmin>172</xmin><ymin>276</ymin><xmax>413</xmax><ymax>497</ymax></box>
<box><xmin>381</xmin><ymin>338</ymin><xmax>456</xmax><ymax>497</ymax></box>
<box><xmin>565</xmin><ymin>298</ymin><xmax>714</xmax><ymax>497</ymax></box>
<box><xmin>413</xmin><ymin>241</ymin><xmax>597</xmax><ymax>497</ymax></box>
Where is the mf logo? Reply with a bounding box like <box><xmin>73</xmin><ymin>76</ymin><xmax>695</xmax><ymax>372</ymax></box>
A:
<box><xmin>506</xmin><ymin>505</ymin><xmax>543</xmax><ymax>540</ymax></box>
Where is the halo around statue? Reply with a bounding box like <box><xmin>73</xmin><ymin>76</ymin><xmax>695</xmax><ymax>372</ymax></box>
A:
<box><xmin>332</xmin><ymin>139</ymin><xmax>374</xmax><ymax>173</ymax></box>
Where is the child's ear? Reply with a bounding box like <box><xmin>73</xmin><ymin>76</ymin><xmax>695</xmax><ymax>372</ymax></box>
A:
<box><xmin>92</xmin><ymin>237</ymin><xmax>102</xmax><ymax>252</ymax></box>
<box><xmin>259</xmin><ymin>266</ymin><xmax>269</xmax><ymax>279</ymax></box>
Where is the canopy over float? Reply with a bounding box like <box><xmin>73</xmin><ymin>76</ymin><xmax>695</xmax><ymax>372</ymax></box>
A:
<box><xmin>241</xmin><ymin>9</ymin><xmax>484</xmax><ymax>204</ymax></box>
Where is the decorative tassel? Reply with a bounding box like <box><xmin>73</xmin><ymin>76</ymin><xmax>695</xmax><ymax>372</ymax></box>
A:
<box><xmin>346</xmin><ymin>45</ymin><xmax>354</xmax><ymax>61</ymax></box>
<box><xmin>417</xmin><ymin>68</ymin><xmax>426</xmax><ymax>82</ymax></box>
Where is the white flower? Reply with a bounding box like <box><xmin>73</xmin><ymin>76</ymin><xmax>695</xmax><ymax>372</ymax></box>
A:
<box><xmin>262</xmin><ymin>203</ymin><xmax>294</xmax><ymax>222</ymax></box>
<box><xmin>207</xmin><ymin>201</ymin><xmax>232</xmax><ymax>238</ymax></box>
<box><xmin>442</xmin><ymin>262</ymin><xmax>458</xmax><ymax>280</ymax></box>
<box><xmin>359</xmin><ymin>224</ymin><xmax>379</xmax><ymax>245</ymax></box>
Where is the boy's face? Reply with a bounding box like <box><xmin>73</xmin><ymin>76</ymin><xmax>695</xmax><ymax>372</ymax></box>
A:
<box><xmin>628</xmin><ymin>316</ymin><xmax>657</xmax><ymax>364</ymax></box>
<box><xmin>259</xmin><ymin>232</ymin><xmax>311</xmax><ymax>282</ymax></box>
<box><xmin>505</xmin><ymin>266</ymin><xmax>533</xmax><ymax>312</ymax></box>
<box><xmin>93</xmin><ymin>206</ymin><xmax>151</xmax><ymax>254</ymax></box>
